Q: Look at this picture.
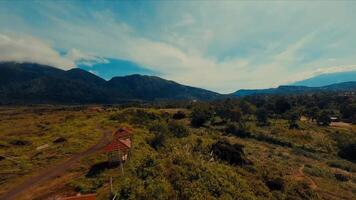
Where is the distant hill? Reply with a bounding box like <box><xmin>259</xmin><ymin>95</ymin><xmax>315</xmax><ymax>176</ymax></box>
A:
<box><xmin>0</xmin><ymin>62</ymin><xmax>220</xmax><ymax>104</ymax></box>
<box><xmin>292</xmin><ymin>71</ymin><xmax>356</xmax><ymax>87</ymax></box>
<box><xmin>233</xmin><ymin>82</ymin><xmax>356</xmax><ymax>97</ymax></box>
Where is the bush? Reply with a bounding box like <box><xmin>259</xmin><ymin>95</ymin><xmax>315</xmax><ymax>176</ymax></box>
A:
<box><xmin>316</xmin><ymin>110</ymin><xmax>331</xmax><ymax>126</ymax></box>
<box><xmin>256</xmin><ymin>108</ymin><xmax>269</xmax><ymax>126</ymax></box>
<box><xmin>9</xmin><ymin>139</ymin><xmax>31</xmax><ymax>146</ymax></box>
<box><xmin>211</xmin><ymin>140</ymin><xmax>251</xmax><ymax>165</ymax></box>
<box><xmin>265</xmin><ymin>177</ymin><xmax>285</xmax><ymax>191</ymax></box>
<box><xmin>334</xmin><ymin>173</ymin><xmax>349</xmax><ymax>182</ymax></box>
<box><xmin>327</xmin><ymin>160</ymin><xmax>356</xmax><ymax>172</ymax></box>
<box><xmin>168</xmin><ymin>121</ymin><xmax>189</xmax><ymax>138</ymax></box>
<box><xmin>225</xmin><ymin>122</ymin><xmax>250</xmax><ymax>138</ymax></box>
<box><xmin>338</xmin><ymin>143</ymin><xmax>356</xmax><ymax>163</ymax></box>
<box><xmin>149</xmin><ymin>122</ymin><xmax>169</xmax><ymax>150</ymax></box>
<box><xmin>172</xmin><ymin>111</ymin><xmax>186</xmax><ymax>119</ymax></box>
<box><xmin>190</xmin><ymin>103</ymin><xmax>213</xmax><ymax>127</ymax></box>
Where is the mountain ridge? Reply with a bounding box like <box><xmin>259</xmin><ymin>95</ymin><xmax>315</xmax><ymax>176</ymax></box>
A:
<box><xmin>292</xmin><ymin>71</ymin><xmax>356</xmax><ymax>87</ymax></box>
<box><xmin>233</xmin><ymin>81</ymin><xmax>356</xmax><ymax>97</ymax></box>
<box><xmin>0</xmin><ymin>62</ymin><xmax>220</xmax><ymax>104</ymax></box>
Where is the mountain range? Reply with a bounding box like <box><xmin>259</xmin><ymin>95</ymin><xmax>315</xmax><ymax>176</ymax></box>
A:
<box><xmin>232</xmin><ymin>82</ymin><xmax>356</xmax><ymax>97</ymax></box>
<box><xmin>0</xmin><ymin>62</ymin><xmax>219</xmax><ymax>104</ymax></box>
<box><xmin>0</xmin><ymin>62</ymin><xmax>355</xmax><ymax>104</ymax></box>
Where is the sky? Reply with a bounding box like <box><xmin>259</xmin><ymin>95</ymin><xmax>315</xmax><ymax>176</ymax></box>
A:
<box><xmin>0</xmin><ymin>1</ymin><xmax>356</xmax><ymax>93</ymax></box>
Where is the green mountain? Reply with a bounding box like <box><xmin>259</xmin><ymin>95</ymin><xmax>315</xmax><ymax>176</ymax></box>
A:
<box><xmin>0</xmin><ymin>62</ymin><xmax>220</xmax><ymax>104</ymax></box>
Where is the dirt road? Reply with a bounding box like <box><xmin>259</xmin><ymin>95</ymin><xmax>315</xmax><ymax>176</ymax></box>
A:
<box><xmin>0</xmin><ymin>131</ymin><xmax>112</xmax><ymax>200</ymax></box>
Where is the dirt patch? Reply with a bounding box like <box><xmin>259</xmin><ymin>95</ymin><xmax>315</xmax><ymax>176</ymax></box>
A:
<box><xmin>331</xmin><ymin>122</ymin><xmax>351</xmax><ymax>128</ymax></box>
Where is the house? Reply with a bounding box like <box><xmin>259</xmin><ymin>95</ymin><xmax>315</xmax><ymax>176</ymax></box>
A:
<box><xmin>103</xmin><ymin>127</ymin><xmax>133</xmax><ymax>163</ymax></box>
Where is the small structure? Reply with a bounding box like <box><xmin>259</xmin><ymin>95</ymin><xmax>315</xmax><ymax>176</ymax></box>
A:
<box><xmin>330</xmin><ymin>116</ymin><xmax>339</xmax><ymax>122</ymax></box>
<box><xmin>61</xmin><ymin>193</ymin><xmax>96</xmax><ymax>200</ymax></box>
<box><xmin>103</xmin><ymin>127</ymin><xmax>133</xmax><ymax>164</ymax></box>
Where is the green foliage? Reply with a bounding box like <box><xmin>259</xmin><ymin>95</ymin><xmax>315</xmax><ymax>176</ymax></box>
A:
<box><xmin>286</xmin><ymin>110</ymin><xmax>300</xmax><ymax>129</ymax></box>
<box><xmin>338</xmin><ymin>143</ymin><xmax>356</xmax><ymax>163</ymax></box>
<box><xmin>274</xmin><ymin>97</ymin><xmax>291</xmax><ymax>114</ymax></box>
<box><xmin>316</xmin><ymin>110</ymin><xmax>331</xmax><ymax>126</ymax></box>
<box><xmin>190</xmin><ymin>103</ymin><xmax>213</xmax><ymax>127</ymax></box>
<box><xmin>327</xmin><ymin>160</ymin><xmax>356</xmax><ymax>172</ymax></box>
<box><xmin>285</xmin><ymin>181</ymin><xmax>320</xmax><ymax>200</ymax></box>
<box><xmin>256</xmin><ymin>108</ymin><xmax>269</xmax><ymax>126</ymax></box>
<box><xmin>172</xmin><ymin>111</ymin><xmax>186</xmax><ymax>119</ymax></box>
<box><xmin>168</xmin><ymin>121</ymin><xmax>189</xmax><ymax>138</ymax></box>
<box><xmin>340</xmin><ymin>103</ymin><xmax>356</xmax><ymax>123</ymax></box>
<box><xmin>211</xmin><ymin>140</ymin><xmax>251</xmax><ymax>166</ymax></box>
<box><xmin>225</xmin><ymin>122</ymin><xmax>250</xmax><ymax>138</ymax></box>
<box><xmin>149</xmin><ymin>122</ymin><xmax>168</xmax><ymax>150</ymax></box>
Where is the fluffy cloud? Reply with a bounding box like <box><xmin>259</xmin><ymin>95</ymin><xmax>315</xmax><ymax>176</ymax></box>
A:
<box><xmin>0</xmin><ymin>33</ymin><xmax>74</xmax><ymax>69</ymax></box>
<box><xmin>0</xmin><ymin>33</ymin><xmax>108</xmax><ymax>70</ymax></box>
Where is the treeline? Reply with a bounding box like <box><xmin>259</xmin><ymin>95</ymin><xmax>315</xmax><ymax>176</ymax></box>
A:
<box><xmin>188</xmin><ymin>92</ymin><xmax>356</xmax><ymax>128</ymax></box>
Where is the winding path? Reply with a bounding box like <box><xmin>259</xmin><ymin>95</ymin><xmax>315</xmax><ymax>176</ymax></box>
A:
<box><xmin>0</xmin><ymin>131</ymin><xmax>112</xmax><ymax>200</ymax></box>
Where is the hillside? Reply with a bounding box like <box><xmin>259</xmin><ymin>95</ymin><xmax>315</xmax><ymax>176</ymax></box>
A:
<box><xmin>233</xmin><ymin>82</ymin><xmax>356</xmax><ymax>97</ymax></box>
<box><xmin>0</xmin><ymin>62</ymin><xmax>220</xmax><ymax>104</ymax></box>
<box><xmin>292</xmin><ymin>71</ymin><xmax>356</xmax><ymax>87</ymax></box>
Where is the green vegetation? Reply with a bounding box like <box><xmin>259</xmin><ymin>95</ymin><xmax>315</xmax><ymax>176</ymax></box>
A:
<box><xmin>0</xmin><ymin>92</ymin><xmax>355</xmax><ymax>199</ymax></box>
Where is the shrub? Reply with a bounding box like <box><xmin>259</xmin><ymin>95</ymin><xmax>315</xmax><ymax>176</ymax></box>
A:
<box><xmin>316</xmin><ymin>110</ymin><xmax>331</xmax><ymax>126</ymax></box>
<box><xmin>286</xmin><ymin>110</ymin><xmax>300</xmax><ymax>129</ymax></box>
<box><xmin>225</xmin><ymin>122</ymin><xmax>250</xmax><ymax>138</ymax></box>
<box><xmin>211</xmin><ymin>140</ymin><xmax>251</xmax><ymax>165</ymax></box>
<box><xmin>168</xmin><ymin>121</ymin><xmax>189</xmax><ymax>138</ymax></box>
<box><xmin>256</xmin><ymin>108</ymin><xmax>269</xmax><ymax>126</ymax></box>
<box><xmin>149</xmin><ymin>122</ymin><xmax>169</xmax><ymax>150</ymax></box>
<box><xmin>334</xmin><ymin>173</ymin><xmax>349</xmax><ymax>182</ymax></box>
<box><xmin>327</xmin><ymin>160</ymin><xmax>356</xmax><ymax>172</ymax></box>
<box><xmin>338</xmin><ymin>143</ymin><xmax>356</xmax><ymax>163</ymax></box>
<box><xmin>172</xmin><ymin>111</ymin><xmax>186</xmax><ymax>119</ymax></box>
<box><xmin>9</xmin><ymin>139</ymin><xmax>31</xmax><ymax>146</ymax></box>
<box><xmin>190</xmin><ymin>104</ymin><xmax>213</xmax><ymax>127</ymax></box>
<box><xmin>265</xmin><ymin>177</ymin><xmax>285</xmax><ymax>191</ymax></box>
<box><xmin>136</xmin><ymin>157</ymin><xmax>158</xmax><ymax>180</ymax></box>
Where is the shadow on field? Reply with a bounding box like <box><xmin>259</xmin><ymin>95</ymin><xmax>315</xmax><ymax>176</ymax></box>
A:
<box><xmin>86</xmin><ymin>161</ymin><xmax>120</xmax><ymax>177</ymax></box>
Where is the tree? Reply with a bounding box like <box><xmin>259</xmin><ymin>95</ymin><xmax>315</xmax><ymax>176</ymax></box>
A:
<box><xmin>305</xmin><ymin>106</ymin><xmax>319</xmax><ymax>122</ymax></box>
<box><xmin>317</xmin><ymin>110</ymin><xmax>331</xmax><ymax>126</ymax></box>
<box><xmin>286</xmin><ymin>110</ymin><xmax>300</xmax><ymax>129</ymax></box>
<box><xmin>149</xmin><ymin>122</ymin><xmax>169</xmax><ymax>150</ymax></box>
<box><xmin>228</xmin><ymin>108</ymin><xmax>242</xmax><ymax>122</ymax></box>
<box><xmin>338</xmin><ymin>143</ymin><xmax>356</xmax><ymax>163</ymax></box>
<box><xmin>168</xmin><ymin>121</ymin><xmax>189</xmax><ymax>138</ymax></box>
<box><xmin>340</xmin><ymin>103</ymin><xmax>356</xmax><ymax>123</ymax></box>
<box><xmin>190</xmin><ymin>103</ymin><xmax>213</xmax><ymax>127</ymax></box>
<box><xmin>256</xmin><ymin>108</ymin><xmax>269</xmax><ymax>126</ymax></box>
<box><xmin>274</xmin><ymin>97</ymin><xmax>291</xmax><ymax>114</ymax></box>
<box><xmin>172</xmin><ymin>111</ymin><xmax>186</xmax><ymax>120</ymax></box>
<box><xmin>239</xmin><ymin>100</ymin><xmax>255</xmax><ymax>115</ymax></box>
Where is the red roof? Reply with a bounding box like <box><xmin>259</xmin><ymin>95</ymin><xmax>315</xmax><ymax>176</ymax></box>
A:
<box><xmin>61</xmin><ymin>194</ymin><xmax>95</xmax><ymax>200</ymax></box>
<box><xmin>114</xmin><ymin>127</ymin><xmax>133</xmax><ymax>139</ymax></box>
<box><xmin>103</xmin><ymin>140</ymin><xmax>131</xmax><ymax>153</ymax></box>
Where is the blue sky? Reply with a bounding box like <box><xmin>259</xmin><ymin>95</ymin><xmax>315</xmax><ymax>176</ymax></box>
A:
<box><xmin>0</xmin><ymin>1</ymin><xmax>356</xmax><ymax>92</ymax></box>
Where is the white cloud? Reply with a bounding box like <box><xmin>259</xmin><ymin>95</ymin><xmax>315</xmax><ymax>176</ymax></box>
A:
<box><xmin>0</xmin><ymin>33</ymin><xmax>74</xmax><ymax>69</ymax></box>
<box><xmin>0</xmin><ymin>33</ymin><xmax>108</xmax><ymax>70</ymax></box>
<box><xmin>65</xmin><ymin>48</ymin><xmax>109</xmax><ymax>67</ymax></box>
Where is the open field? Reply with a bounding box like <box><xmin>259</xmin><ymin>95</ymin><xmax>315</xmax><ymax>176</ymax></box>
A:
<box><xmin>0</xmin><ymin>106</ymin><xmax>355</xmax><ymax>200</ymax></box>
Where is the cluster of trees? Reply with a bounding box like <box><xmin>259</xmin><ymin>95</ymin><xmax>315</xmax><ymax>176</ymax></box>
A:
<box><xmin>189</xmin><ymin>93</ymin><xmax>355</xmax><ymax>129</ymax></box>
